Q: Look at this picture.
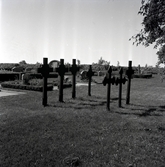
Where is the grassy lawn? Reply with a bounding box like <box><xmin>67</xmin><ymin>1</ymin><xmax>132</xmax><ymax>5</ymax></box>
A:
<box><xmin>0</xmin><ymin>75</ymin><xmax>165</xmax><ymax>166</ymax></box>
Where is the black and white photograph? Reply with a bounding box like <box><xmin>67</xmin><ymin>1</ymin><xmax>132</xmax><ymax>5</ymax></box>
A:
<box><xmin>0</xmin><ymin>0</ymin><xmax>165</xmax><ymax>166</ymax></box>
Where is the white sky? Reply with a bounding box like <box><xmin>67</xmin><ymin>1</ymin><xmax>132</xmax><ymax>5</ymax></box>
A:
<box><xmin>0</xmin><ymin>0</ymin><xmax>158</xmax><ymax>66</ymax></box>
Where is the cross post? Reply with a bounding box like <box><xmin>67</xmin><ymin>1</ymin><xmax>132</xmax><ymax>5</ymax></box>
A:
<box><xmin>126</xmin><ymin>61</ymin><xmax>134</xmax><ymax>104</ymax></box>
<box><xmin>37</xmin><ymin>57</ymin><xmax>53</xmax><ymax>106</ymax></box>
<box><xmin>102</xmin><ymin>66</ymin><xmax>114</xmax><ymax>111</ymax></box>
<box><xmin>70</xmin><ymin>59</ymin><xmax>80</xmax><ymax>99</ymax></box>
<box><xmin>87</xmin><ymin>65</ymin><xmax>94</xmax><ymax>96</ymax></box>
<box><xmin>118</xmin><ymin>67</ymin><xmax>123</xmax><ymax>107</ymax></box>
<box><xmin>106</xmin><ymin>66</ymin><xmax>112</xmax><ymax>111</ymax></box>
<box><xmin>138</xmin><ymin>64</ymin><xmax>141</xmax><ymax>74</ymax></box>
<box><xmin>56</xmin><ymin>59</ymin><xmax>68</xmax><ymax>102</ymax></box>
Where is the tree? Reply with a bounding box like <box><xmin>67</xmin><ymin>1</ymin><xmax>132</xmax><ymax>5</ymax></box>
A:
<box><xmin>130</xmin><ymin>0</ymin><xmax>165</xmax><ymax>65</ymax></box>
<box><xmin>98</xmin><ymin>57</ymin><xmax>104</xmax><ymax>65</ymax></box>
<box><xmin>19</xmin><ymin>60</ymin><xmax>27</xmax><ymax>65</ymax></box>
<box><xmin>97</xmin><ymin>57</ymin><xmax>110</xmax><ymax>70</ymax></box>
<box><xmin>98</xmin><ymin>57</ymin><xmax>110</xmax><ymax>66</ymax></box>
<box><xmin>36</xmin><ymin>62</ymin><xmax>41</xmax><ymax>65</ymax></box>
<box><xmin>35</xmin><ymin>62</ymin><xmax>42</xmax><ymax>68</ymax></box>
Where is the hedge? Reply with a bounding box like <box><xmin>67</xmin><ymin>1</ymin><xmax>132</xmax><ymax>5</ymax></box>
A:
<box><xmin>133</xmin><ymin>74</ymin><xmax>152</xmax><ymax>78</ymax></box>
<box><xmin>1</xmin><ymin>82</ymin><xmax>53</xmax><ymax>91</ymax></box>
<box><xmin>0</xmin><ymin>72</ymin><xmax>21</xmax><ymax>81</ymax></box>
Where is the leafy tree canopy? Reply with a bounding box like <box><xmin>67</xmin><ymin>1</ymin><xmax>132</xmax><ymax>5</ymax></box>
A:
<box><xmin>19</xmin><ymin>60</ymin><xmax>27</xmax><ymax>65</ymax></box>
<box><xmin>130</xmin><ymin>0</ymin><xmax>165</xmax><ymax>65</ymax></box>
<box><xmin>97</xmin><ymin>57</ymin><xmax>110</xmax><ymax>70</ymax></box>
<box><xmin>98</xmin><ymin>57</ymin><xmax>110</xmax><ymax>66</ymax></box>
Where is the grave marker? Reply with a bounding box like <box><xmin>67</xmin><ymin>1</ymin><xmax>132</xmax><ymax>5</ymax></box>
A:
<box><xmin>126</xmin><ymin>61</ymin><xmax>134</xmax><ymax>104</ymax></box>
<box><xmin>106</xmin><ymin>66</ymin><xmax>112</xmax><ymax>110</ymax></box>
<box><xmin>138</xmin><ymin>64</ymin><xmax>141</xmax><ymax>74</ymax></box>
<box><xmin>103</xmin><ymin>66</ymin><xmax>127</xmax><ymax>110</ymax></box>
<box><xmin>118</xmin><ymin>68</ymin><xmax>127</xmax><ymax>107</ymax></box>
<box><xmin>49</xmin><ymin>60</ymin><xmax>60</xmax><ymax>72</ymax></box>
<box><xmin>70</xmin><ymin>59</ymin><xmax>80</xmax><ymax>98</ymax></box>
<box><xmin>87</xmin><ymin>65</ymin><xmax>94</xmax><ymax>96</ymax></box>
<box><xmin>56</xmin><ymin>59</ymin><xmax>68</xmax><ymax>102</ymax></box>
<box><xmin>102</xmin><ymin>66</ymin><xmax>114</xmax><ymax>111</ymax></box>
<box><xmin>37</xmin><ymin>58</ymin><xmax>53</xmax><ymax>106</ymax></box>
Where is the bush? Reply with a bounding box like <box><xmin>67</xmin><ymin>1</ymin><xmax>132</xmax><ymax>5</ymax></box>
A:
<box><xmin>23</xmin><ymin>73</ymin><xmax>32</xmax><ymax>85</ymax></box>
<box><xmin>23</xmin><ymin>73</ymin><xmax>43</xmax><ymax>85</ymax></box>
<box><xmin>0</xmin><ymin>72</ymin><xmax>21</xmax><ymax>81</ymax></box>
<box><xmin>133</xmin><ymin>74</ymin><xmax>152</xmax><ymax>78</ymax></box>
<box><xmin>1</xmin><ymin>81</ymin><xmax>53</xmax><ymax>91</ymax></box>
<box><xmin>29</xmin><ymin>79</ymin><xmax>43</xmax><ymax>86</ymax></box>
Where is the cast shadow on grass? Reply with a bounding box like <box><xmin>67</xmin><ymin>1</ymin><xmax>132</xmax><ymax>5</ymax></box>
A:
<box><xmin>49</xmin><ymin>100</ymin><xmax>108</xmax><ymax>110</ymax></box>
<box><xmin>138</xmin><ymin>108</ymin><xmax>160</xmax><ymax>117</ymax></box>
<box><xmin>159</xmin><ymin>106</ymin><xmax>165</xmax><ymax>110</ymax></box>
<box><xmin>45</xmin><ymin>93</ymin><xmax>129</xmax><ymax>111</ymax></box>
<box><xmin>116</xmin><ymin>103</ymin><xmax>165</xmax><ymax>117</ymax></box>
<box><xmin>158</xmin><ymin>126</ymin><xmax>165</xmax><ymax>132</ymax></box>
<box><xmin>46</xmin><ymin>101</ymin><xmax>102</xmax><ymax>110</ymax></box>
<box><xmin>47</xmin><ymin>96</ymin><xmax>121</xmax><ymax>110</ymax></box>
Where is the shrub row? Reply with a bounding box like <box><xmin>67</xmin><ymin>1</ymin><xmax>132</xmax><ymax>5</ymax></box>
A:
<box><xmin>23</xmin><ymin>72</ymin><xmax>59</xmax><ymax>79</ymax></box>
<box><xmin>1</xmin><ymin>82</ymin><xmax>53</xmax><ymax>91</ymax></box>
<box><xmin>0</xmin><ymin>73</ymin><xmax>21</xmax><ymax>81</ymax></box>
<box><xmin>0</xmin><ymin>72</ymin><xmax>59</xmax><ymax>82</ymax></box>
<box><xmin>133</xmin><ymin>74</ymin><xmax>152</xmax><ymax>78</ymax></box>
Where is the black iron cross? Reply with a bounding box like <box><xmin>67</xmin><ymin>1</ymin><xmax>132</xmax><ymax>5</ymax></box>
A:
<box><xmin>56</xmin><ymin>59</ymin><xmax>68</xmax><ymax>102</ymax></box>
<box><xmin>87</xmin><ymin>65</ymin><xmax>94</xmax><ymax>96</ymax></box>
<box><xmin>126</xmin><ymin>61</ymin><xmax>134</xmax><ymax>104</ymax></box>
<box><xmin>70</xmin><ymin>59</ymin><xmax>80</xmax><ymax>99</ymax></box>
<box><xmin>118</xmin><ymin>68</ymin><xmax>127</xmax><ymax>107</ymax></box>
<box><xmin>105</xmin><ymin>66</ymin><xmax>112</xmax><ymax>111</ymax></box>
<box><xmin>102</xmin><ymin>66</ymin><xmax>114</xmax><ymax>110</ymax></box>
<box><xmin>37</xmin><ymin>57</ymin><xmax>53</xmax><ymax>106</ymax></box>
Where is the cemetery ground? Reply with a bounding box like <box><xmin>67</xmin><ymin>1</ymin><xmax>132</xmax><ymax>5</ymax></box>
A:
<box><xmin>0</xmin><ymin>75</ymin><xmax>165</xmax><ymax>167</ymax></box>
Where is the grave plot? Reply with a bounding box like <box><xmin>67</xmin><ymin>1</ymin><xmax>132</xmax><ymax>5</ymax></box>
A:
<box><xmin>0</xmin><ymin>58</ymin><xmax>135</xmax><ymax>112</ymax></box>
<box><xmin>134</xmin><ymin>64</ymin><xmax>152</xmax><ymax>78</ymax></box>
<box><xmin>37</xmin><ymin>58</ymin><xmax>80</xmax><ymax>105</ymax></box>
<box><xmin>37</xmin><ymin>58</ymin><xmax>134</xmax><ymax>112</ymax></box>
<box><xmin>102</xmin><ymin>61</ymin><xmax>134</xmax><ymax>110</ymax></box>
<box><xmin>103</xmin><ymin>67</ymin><xmax>127</xmax><ymax>108</ymax></box>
